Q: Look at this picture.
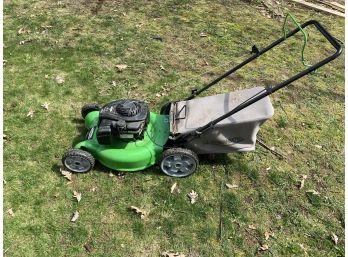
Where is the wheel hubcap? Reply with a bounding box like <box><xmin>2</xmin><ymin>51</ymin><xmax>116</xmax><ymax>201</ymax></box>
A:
<box><xmin>161</xmin><ymin>154</ymin><xmax>196</xmax><ymax>177</ymax></box>
<box><xmin>64</xmin><ymin>156</ymin><xmax>91</xmax><ymax>173</ymax></box>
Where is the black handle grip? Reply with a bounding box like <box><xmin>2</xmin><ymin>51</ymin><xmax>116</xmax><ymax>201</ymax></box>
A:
<box><xmin>303</xmin><ymin>20</ymin><xmax>342</xmax><ymax>54</ymax></box>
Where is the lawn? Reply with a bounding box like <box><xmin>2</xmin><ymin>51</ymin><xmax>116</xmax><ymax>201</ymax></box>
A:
<box><xmin>3</xmin><ymin>0</ymin><xmax>345</xmax><ymax>256</ymax></box>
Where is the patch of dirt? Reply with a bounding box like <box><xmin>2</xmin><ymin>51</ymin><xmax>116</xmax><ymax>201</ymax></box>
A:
<box><xmin>241</xmin><ymin>0</ymin><xmax>285</xmax><ymax>19</ymax></box>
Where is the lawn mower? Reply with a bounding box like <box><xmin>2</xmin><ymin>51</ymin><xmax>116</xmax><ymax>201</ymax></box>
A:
<box><xmin>62</xmin><ymin>19</ymin><xmax>342</xmax><ymax>177</ymax></box>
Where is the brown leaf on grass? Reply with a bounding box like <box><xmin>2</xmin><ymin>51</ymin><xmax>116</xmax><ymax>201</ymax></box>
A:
<box><xmin>225</xmin><ymin>183</ymin><xmax>238</xmax><ymax>189</ymax></box>
<box><xmin>298</xmin><ymin>175</ymin><xmax>308</xmax><ymax>189</ymax></box>
<box><xmin>258</xmin><ymin>244</ymin><xmax>269</xmax><ymax>251</ymax></box>
<box><xmin>41</xmin><ymin>25</ymin><xmax>53</xmax><ymax>29</ymax></box>
<box><xmin>199</xmin><ymin>32</ymin><xmax>207</xmax><ymax>37</ymax></box>
<box><xmin>161</xmin><ymin>251</ymin><xmax>185</xmax><ymax>257</ymax></box>
<box><xmin>19</xmin><ymin>39</ymin><xmax>32</xmax><ymax>45</ymax></box>
<box><xmin>265</xmin><ymin>231</ymin><xmax>275</xmax><ymax>240</ymax></box>
<box><xmin>170</xmin><ymin>183</ymin><xmax>179</xmax><ymax>194</ymax></box>
<box><xmin>84</xmin><ymin>243</ymin><xmax>93</xmax><ymax>253</ymax></box>
<box><xmin>27</xmin><ymin>110</ymin><xmax>34</xmax><ymax>118</ymax></box>
<box><xmin>55</xmin><ymin>75</ymin><xmax>65</xmax><ymax>84</ymax></box>
<box><xmin>60</xmin><ymin>168</ymin><xmax>72</xmax><ymax>181</ymax></box>
<box><xmin>73</xmin><ymin>191</ymin><xmax>82</xmax><ymax>202</ymax></box>
<box><xmin>7</xmin><ymin>208</ymin><xmax>14</xmax><ymax>217</ymax></box>
<box><xmin>17</xmin><ymin>27</ymin><xmax>25</xmax><ymax>35</ymax></box>
<box><xmin>116</xmin><ymin>64</ymin><xmax>128</xmax><ymax>71</ymax></box>
<box><xmin>187</xmin><ymin>190</ymin><xmax>198</xmax><ymax>204</ymax></box>
<box><xmin>298</xmin><ymin>243</ymin><xmax>308</xmax><ymax>254</ymax></box>
<box><xmin>40</xmin><ymin>102</ymin><xmax>50</xmax><ymax>110</ymax></box>
<box><xmin>71</xmin><ymin>211</ymin><xmax>79</xmax><ymax>222</ymax></box>
<box><xmin>306</xmin><ymin>189</ymin><xmax>320</xmax><ymax>195</ymax></box>
<box><xmin>248</xmin><ymin>224</ymin><xmax>256</xmax><ymax>230</ymax></box>
<box><xmin>130</xmin><ymin>206</ymin><xmax>147</xmax><ymax>219</ymax></box>
<box><xmin>331</xmin><ymin>232</ymin><xmax>338</xmax><ymax>245</ymax></box>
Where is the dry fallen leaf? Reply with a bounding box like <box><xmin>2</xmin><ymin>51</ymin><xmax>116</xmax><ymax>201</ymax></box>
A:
<box><xmin>298</xmin><ymin>174</ymin><xmax>308</xmax><ymax>190</ymax></box>
<box><xmin>73</xmin><ymin>191</ymin><xmax>82</xmax><ymax>202</ymax></box>
<box><xmin>19</xmin><ymin>39</ymin><xmax>31</xmax><ymax>45</ymax></box>
<box><xmin>60</xmin><ymin>168</ymin><xmax>72</xmax><ymax>181</ymax></box>
<box><xmin>298</xmin><ymin>243</ymin><xmax>308</xmax><ymax>254</ymax></box>
<box><xmin>199</xmin><ymin>32</ymin><xmax>207</xmax><ymax>37</ymax></box>
<box><xmin>187</xmin><ymin>190</ymin><xmax>198</xmax><ymax>204</ymax></box>
<box><xmin>55</xmin><ymin>75</ymin><xmax>65</xmax><ymax>84</ymax></box>
<box><xmin>40</xmin><ymin>102</ymin><xmax>50</xmax><ymax>110</ymax></box>
<box><xmin>265</xmin><ymin>231</ymin><xmax>275</xmax><ymax>240</ymax></box>
<box><xmin>248</xmin><ymin>224</ymin><xmax>256</xmax><ymax>230</ymax></box>
<box><xmin>116</xmin><ymin>64</ymin><xmax>128</xmax><ymax>71</ymax></box>
<box><xmin>41</xmin><ymin>25</ymin><xmax>53</xmax><ymax>29</ymax></box>
<box><xmin>306</xmin><ymin>189</ymin><xmax>320</xmax><ymax>195</ymax></box>
<box><xmin>84</xmin><ymin>243</ymin><xmax>93</xmax><ymax>253</ymax></box>
<box><xmin>7</xmin><ymin>208</ymin><xmax>14</xmax><ymax>217</ymax></box>
<box><xmin>171</xmin><ymin>183</ymin><xmax>179</xmax><ymax>193</ymax></box>
<box><xmin>71</xmin><ymin>211</ymin><xmax>79</xmax><ymax>222</ymax></box>
<box><xmin>130</xmin><ymin>206</ymin><xmax>147</xmax><ymax>219</ymax></box>
<box><xmin>160</xmin><ymin>65</ymin><xmax>167</xmax><ymax>71</ymax></box>
<box><xmin>331</xmin><ymin>232</ymin><xmax>338</xmax><ymax>245</ymax></box>
<box><xmin>225</xmin><ymin>183</ymin><xmax>238</xmax><ymax>189</ymax></box>
<box><xmin>27</xmin><ymin>110</ymin><xmax>34</xmax><ymax>118</ymax></box>
<box><xmin>259</xmin><ymin>244</ymin><xmax>269</xmax><ymax>251</ymax></box>
<box><xmin>161</xmin><ymin>251</ymin><xmax>185</xmax><ymax>257</ymax></box>
<box><xmin>17</xmin><ymin>27</ymin><xmax>25</xmax><ymax>35</ymax></box>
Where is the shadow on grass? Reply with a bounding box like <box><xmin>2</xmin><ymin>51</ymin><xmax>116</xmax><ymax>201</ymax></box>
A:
<box><xmin>71</xmin><ymin>118</ymin><xmax>86</xmax><ymax>147</ymax></box>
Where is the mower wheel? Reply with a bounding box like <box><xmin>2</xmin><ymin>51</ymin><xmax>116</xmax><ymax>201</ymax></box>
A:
<box><xmin>160</xmin><ymin>148</ymin><xmax>199</xmax><ymax>177</ymax></box>
<box><xmin>62</xmin><ymin>149</ymin><xmax>95</xmax><ymax>173</ymax></box>
<box><xmin>81</xmin><ymin>103</ymin><xmax>101</xmax><ymax>119</ymax></box>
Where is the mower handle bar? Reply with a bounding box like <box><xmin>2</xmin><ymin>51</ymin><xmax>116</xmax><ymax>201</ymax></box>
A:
<box><xmin>184</xmin><ymin>20</ymin><xmax>342</xmax><ymax>101</ymax></box>
<box><xmin>173</xmin><ymin>20</ymin><xmax>342</xmax><ymax>142</ymax></box>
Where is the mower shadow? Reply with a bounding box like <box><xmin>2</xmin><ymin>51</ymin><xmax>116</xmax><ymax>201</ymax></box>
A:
<box><xmin>71</xmin><ymin>118</ymin><xmax>87</xmax><ymax>147</ymax></box>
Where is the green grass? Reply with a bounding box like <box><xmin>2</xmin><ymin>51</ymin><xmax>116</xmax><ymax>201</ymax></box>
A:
<box><xmin>4</xmin><ymin>0</ymin><xmax>344</xmax><ymax>256</ymax></box>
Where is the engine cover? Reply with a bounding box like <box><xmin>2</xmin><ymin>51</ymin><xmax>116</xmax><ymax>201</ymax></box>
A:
<box><xmin>96</xmin><ymin>100</ymin><xmax>150</xmax><ymax>144</ymax></box>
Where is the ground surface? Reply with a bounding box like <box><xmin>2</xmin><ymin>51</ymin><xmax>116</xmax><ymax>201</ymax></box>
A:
<box><xmin>4</xmin><ymin>0</ymin><xmax>345</xmax><ymax>256</ymax></box>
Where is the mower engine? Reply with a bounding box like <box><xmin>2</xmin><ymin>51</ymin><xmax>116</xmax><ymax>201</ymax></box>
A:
<box><xmin>96</xmin><ymin>100</ymin><xmax>150</xmax><ymax>144</ymax></box>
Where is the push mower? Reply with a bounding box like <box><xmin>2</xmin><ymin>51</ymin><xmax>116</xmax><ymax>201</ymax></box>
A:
<box><xmin>62</xmin><ymin>19</ymin><xmax>342</xmax><ymax>177</ymax></box>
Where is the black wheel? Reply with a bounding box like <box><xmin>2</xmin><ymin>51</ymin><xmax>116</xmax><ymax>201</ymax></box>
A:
<box><xmin>160</xmin><ymin>148</ymin><xmax>199</xmax><ymax>177</ymax></box>
<box><xmin>62</xmin><ymin>149</ymin><xmax>95</xmax><ymax>173</ymax></box>
<box><xmin>81</xmin><ymin>103</ymin><xmax>101</xmax><ymax>119</ymax></box>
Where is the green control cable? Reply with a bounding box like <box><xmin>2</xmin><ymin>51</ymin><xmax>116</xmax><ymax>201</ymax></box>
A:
<box><xmin>283</xmin><ymin>13</ymin><xmax>311</xmax><ymax>67</ymax></box>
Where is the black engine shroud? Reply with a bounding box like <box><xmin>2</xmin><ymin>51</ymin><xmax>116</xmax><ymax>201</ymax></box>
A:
<box><xmin>96</xmin><ymin>100</ymin><xmax>150</xmax><ymax>144</ymax></box>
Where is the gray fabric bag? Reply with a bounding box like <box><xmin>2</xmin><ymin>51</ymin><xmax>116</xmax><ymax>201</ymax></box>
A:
<box><xmin>170</xmin><ymin>87</ymin><xmax>274</xmax><ymax>154</ymax></box>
